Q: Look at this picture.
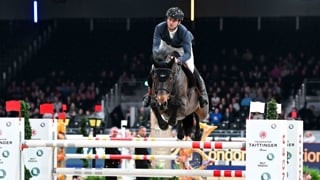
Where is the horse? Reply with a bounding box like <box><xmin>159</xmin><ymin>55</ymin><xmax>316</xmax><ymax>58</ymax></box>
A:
<box><xmin>149</xmin><ymin>51</ymin><xmax>209</xmax><ymax>140</ymax></box>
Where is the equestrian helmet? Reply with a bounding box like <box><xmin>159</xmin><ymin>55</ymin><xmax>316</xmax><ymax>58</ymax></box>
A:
<box><xmin>166</xmin><ymin>7</ymin><xmax>184</xmax><ymax>21</ymax></box>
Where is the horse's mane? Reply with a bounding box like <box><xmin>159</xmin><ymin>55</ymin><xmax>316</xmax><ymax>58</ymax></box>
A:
<box><xmin>153</xmin><ymin>50</ymin><xmax>180</xmax><ymax>68</ymax></box>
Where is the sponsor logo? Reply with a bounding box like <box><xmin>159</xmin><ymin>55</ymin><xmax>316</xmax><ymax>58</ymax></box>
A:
<box><xmin>259</xmin><ymin>131</ymin><xmax>267</xmax><ymax>139</ymax></box>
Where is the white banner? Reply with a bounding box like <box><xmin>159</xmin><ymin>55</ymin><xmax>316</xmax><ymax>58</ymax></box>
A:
<box><xmin>23</xmin><ymin>119</ymin><xmax>56</xmax><ymax>180</ymax></box>
<box><xmin>287</xmin><ymin>120</ymin><xmax>303</xmax><ymax>179</ymax></box>
<box><xmin>0</xmin><ymin>118</ymin><xmax>24</xmax><ymax>180</ymax></box>
<box><xmin>246</xmin><ymin>120</ymin><xmax>287</xmax><ymax>180</ymax></box>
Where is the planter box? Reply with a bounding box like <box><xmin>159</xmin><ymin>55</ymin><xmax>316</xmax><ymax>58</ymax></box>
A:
<box><xmin>246</xmin><ymin>119</ymin><xmax>303</xmax><ymax>180</ymax></box>
<box><xmin>23</xmin><ymin>118</ymin><xmax>56</xmax><ymax>179</ymax></box>
<box><xmin>287</xmin><ymin>120</ymin><xmax>303</xmax><ymax>179</ymax></box>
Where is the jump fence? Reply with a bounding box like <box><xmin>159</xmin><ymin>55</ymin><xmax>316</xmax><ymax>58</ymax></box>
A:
<box><xmin>22</xmin><ymin>140</ymin><xmax>246</xmax><ymax>149</ymax></box>
<box><xmin>54</xmin><ymin>168</ymin><xmax>246</xmax><ymax>177</ymax></box>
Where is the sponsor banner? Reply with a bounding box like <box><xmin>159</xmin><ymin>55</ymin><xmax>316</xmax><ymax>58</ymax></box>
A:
<box><xmin>287</xmin><ymin>120</ymin><xmax>303</xmax><ymax>179</ymax></box>
<box><xmin>304</xmin><ymin>143</ymin><xmax>320</xmax><ymax>169</ymax></box>
<box><xmin>246</xmin><ymin>120</ymin><xmax>287</xmax><ymax>180</ymax></box>
<box><xmin>24</xmin><ymin>119</ymin><xmax>56</xmax><ymax>179</ymax></box>
<box><xmin>0</xmin><ymin>118</ymin><xmax>23</xmax><ymax>180</ymax></box>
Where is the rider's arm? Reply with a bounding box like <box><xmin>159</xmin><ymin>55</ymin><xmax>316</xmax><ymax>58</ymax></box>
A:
<box><xmin>178</xmin><ymin>31</ymin><xmax>193</xmax><ymax>63</ymax></box>
<box><xmin>152</xmin><ymin>24</ymin><xmax>162</xmax><ymax>55</ymax></box>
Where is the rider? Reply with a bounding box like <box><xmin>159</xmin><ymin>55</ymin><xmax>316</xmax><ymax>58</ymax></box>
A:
<box><xmin>143</xmin><ymin>7</ymin><xmax>208</xmax><ymax>108</ymax></box>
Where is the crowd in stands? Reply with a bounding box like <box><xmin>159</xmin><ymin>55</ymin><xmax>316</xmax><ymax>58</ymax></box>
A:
<box><xmin>0</xmin><ymin>18</ymin><xmax>320</xmax><ymax>132</ymax></box>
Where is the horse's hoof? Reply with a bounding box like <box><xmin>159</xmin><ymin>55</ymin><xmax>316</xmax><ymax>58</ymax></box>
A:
<box><xmin>193</xmin><ymin>132</ymin><xmax>202</xmax><ymax>141</ymax></box>
<box><xmin>159</xmin><ymin>123</ymin><xmax>169</xmax><ymax>130</ymax></box>
<box><xmin>168</xmin><ymin>119</ymin><xmax>176</xmax><ymax>126</ymax></box>
<box><xmin>177</xmin><ymin>133</ymin><xmax>184</xmax><ymax>140</ymax></box>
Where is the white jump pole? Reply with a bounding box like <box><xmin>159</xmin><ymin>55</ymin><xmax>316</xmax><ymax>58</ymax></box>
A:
<box><xmin>211</xmin><ymin>137</ymin><xmax>246</xmax><ymax>142</ymax></box>
<box><xmin>65</xmin><ymin>154</ymin><xmax>179</xmax><ymax>160</ymax></box>
<box><xmin>22</xmin><ymin>140</ymin><xmax>246</xmax><ymax>149</ymax></box>
<box><xmin>54</xmin><ymin>168</ymin><xmax>246</xmax><ymax>177</ymax></box>
<box><xmin>65</xmin><ymin>136</ymin><xmax>213</xmax><ymax>141</ymax></box>
<box><xmin>65</xmin><ymin>135</ymin><xmax>246</xmax><ymax>142</ymax></box>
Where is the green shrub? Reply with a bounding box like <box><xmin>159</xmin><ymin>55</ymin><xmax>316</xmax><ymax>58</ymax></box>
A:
<box><xmin>85</xmin><ymin>176</ymin><xmax>105</xmax><ymax>180</ymax></box>
<box><xmin>266</xmin><ymin>98</ymin><xmax>278</xmax><ymax>120</ymax></box>
<box><xmin>304</xmin><ymin>166</ymin><xmax>320</xmax><ymax>180</ymax></box>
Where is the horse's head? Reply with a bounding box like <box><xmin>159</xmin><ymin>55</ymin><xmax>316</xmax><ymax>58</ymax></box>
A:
<box><xmin>151</xmin><ymin>51</ymin><xmax>177</xmax><ymax>105</ymax></box>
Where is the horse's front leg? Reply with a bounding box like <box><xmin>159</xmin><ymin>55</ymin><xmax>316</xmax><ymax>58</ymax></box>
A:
<box><xmin>168</xmin><ymin>99</ymin><xmax>183</xmax><ymax>126</ymax></box>
<box><xmin>176</xmin><ymin>120</ymin><xmax>184</xmax><ymax>140</ymax></box>
<box><xmin>150</xmin><ymin>102</ymin><xmax>169</xmax><ymax>130</ymax></box>
<box><xmin>168</xmin><ymin>105</ymin><xmax>178</xmax><ymax>126</ymax></box>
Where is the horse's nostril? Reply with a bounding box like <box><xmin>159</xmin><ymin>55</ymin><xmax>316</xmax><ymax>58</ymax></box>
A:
<box><xmin>157</xmin><ymin>95</ymin><xmax>169</xmax><ymax>104</ymax></box>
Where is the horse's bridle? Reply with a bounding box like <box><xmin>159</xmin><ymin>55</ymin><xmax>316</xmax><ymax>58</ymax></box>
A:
<box><xmin>152</xmin><ymin>67</ymin><xmax>176</xmax><ymax>95</ymax></box>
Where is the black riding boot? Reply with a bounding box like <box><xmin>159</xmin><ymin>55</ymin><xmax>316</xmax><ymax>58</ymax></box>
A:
<box><xmin>193</xmin><ymin>68</ymin><xmax>208</xmax><ymax>108</ymax></box>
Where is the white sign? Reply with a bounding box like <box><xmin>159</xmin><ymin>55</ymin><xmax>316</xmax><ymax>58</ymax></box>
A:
<box><xmin>23</xmin><ymin>119</ymin><xmax>56</xmax><ymax>180</ymax></box>
<box><xmin>287</xmin><ymin>120</ymin><xmax>303</xmax><ymax>180</ymax></box>
<box><xmin>0</xmin><ymin>118</ymin><xmax>24</xmax><ymax>180</ymax></box>
<box><xmin>246</xmin><ymin>120</ymin><xmax>287</xmax><ymax>180</ymax></box>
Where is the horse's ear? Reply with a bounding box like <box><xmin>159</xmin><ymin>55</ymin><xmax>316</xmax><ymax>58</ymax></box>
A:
<box><xmin>151</xmin><ymin>56</ymin><xmax>160</xmax><ymax>68</ymax></box>
<box><xmin>153</xmin><ymin>50</ymin><xmax>168</xmax><ymax>67</ymax></box>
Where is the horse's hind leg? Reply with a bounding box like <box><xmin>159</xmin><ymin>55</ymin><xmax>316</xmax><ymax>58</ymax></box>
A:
<box><xmin>193</xmin><ymin>114</ymin><xmax>201</xmax><ymax>141</ymax></box>
<box><xmin>181</xmin><ymin>114</ymin><xmax>195</xmax><ymax>140</ymax></box>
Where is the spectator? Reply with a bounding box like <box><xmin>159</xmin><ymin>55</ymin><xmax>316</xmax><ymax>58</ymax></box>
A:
<box><xmin>304</xmin><ymin>131</ymin><xmax>316</xmax><ymax>143</ymax></box>
<box><xmin>171</xmin><ymin>128</ymin><xmax>177</xmax><ymax>138</ymax></box>
<box><xmin>240</xmin><ymin>93</ymin><xmax>251</xmax><ymax>107</ymax></box>
<box><xmin>222</xmin><ymin>107</ymin><xmax>235</xmax><ymax>123</ymax></box>
<box><xmin>104</xmin><ymin>127</ymin><xmax>121</xmax><ymax>180</ymax></box>
<box><xmin>135</xmin><ymin>126</ymin><xmax>151</xmax><ymax>180</ymax></box>
<box><xmin>209</xmin><ymin>108</ymin><xmax>223</xmax><ymax>125</ymax></box>
<box><xmin>135</xmin><ymin>106</ymin><xmax>150</xmax><ymax>127</ymax></box>
<box><xmin>210</xmin><ymin>92</ymin><xmax>220</xmax><ymax>109</ymax></box>
<box><xmin>287</xmin><ymin>107</ymin><xmax>299</xmax><ymax>120</ymax></box>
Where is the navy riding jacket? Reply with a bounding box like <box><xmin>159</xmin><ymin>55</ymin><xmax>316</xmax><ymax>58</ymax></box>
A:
<box><xmin>152</xmin><ymin>21</ymin><xmax>194</xmax><ymax>63</ymax></box>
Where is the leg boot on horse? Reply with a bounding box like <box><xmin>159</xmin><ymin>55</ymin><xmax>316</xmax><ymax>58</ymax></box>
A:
<box><xmin>142</xmin><ymin>72</ymin><xmax>153</xmax><ymax>107</ymax></box>
<box><xmin>193</xmin><ymin>68</ymin><xmax>209</xmax><ymax>108</ymax></box>
<box><xmin>142</xmin><ymin>88</ymin><xmax>152</xmax><ymax>107</ymax></box>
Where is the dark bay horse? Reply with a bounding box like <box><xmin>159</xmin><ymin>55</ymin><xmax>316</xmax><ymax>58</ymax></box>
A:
<box><xmin>149</xmin><ymin>52</ymin><xmax>209</xmax><ymax>140</ymax></box>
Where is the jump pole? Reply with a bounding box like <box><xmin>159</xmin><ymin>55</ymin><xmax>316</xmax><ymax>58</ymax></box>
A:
<box><xmin>65</xmin><ymin>154</ymin><xmax>179</xmax><ymax>160</ymax></box>
<box><xmin>67</xmin><ymin>135</ymin><xmax>246</xmax><ymax>142</ymax></box>
<box><xmin>54</xmin><ymin>168</ymin><xmax>245</xmax><ymax>177</ymax></box>
<box><xmin>22</xmin><ymin>140</ymin><xmax>246</xmax><ymax>149</ymax></box>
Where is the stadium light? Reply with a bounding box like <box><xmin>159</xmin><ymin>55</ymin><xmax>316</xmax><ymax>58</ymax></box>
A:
<box><xmin>191</xmin><ymin>0</ymin><xmax>195</xmax><ymax>21</ymax></box>
<box><xmin>33</xmin><ymin>0</ymin><xmax>38</xmax><ymax>23</ymax></box>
